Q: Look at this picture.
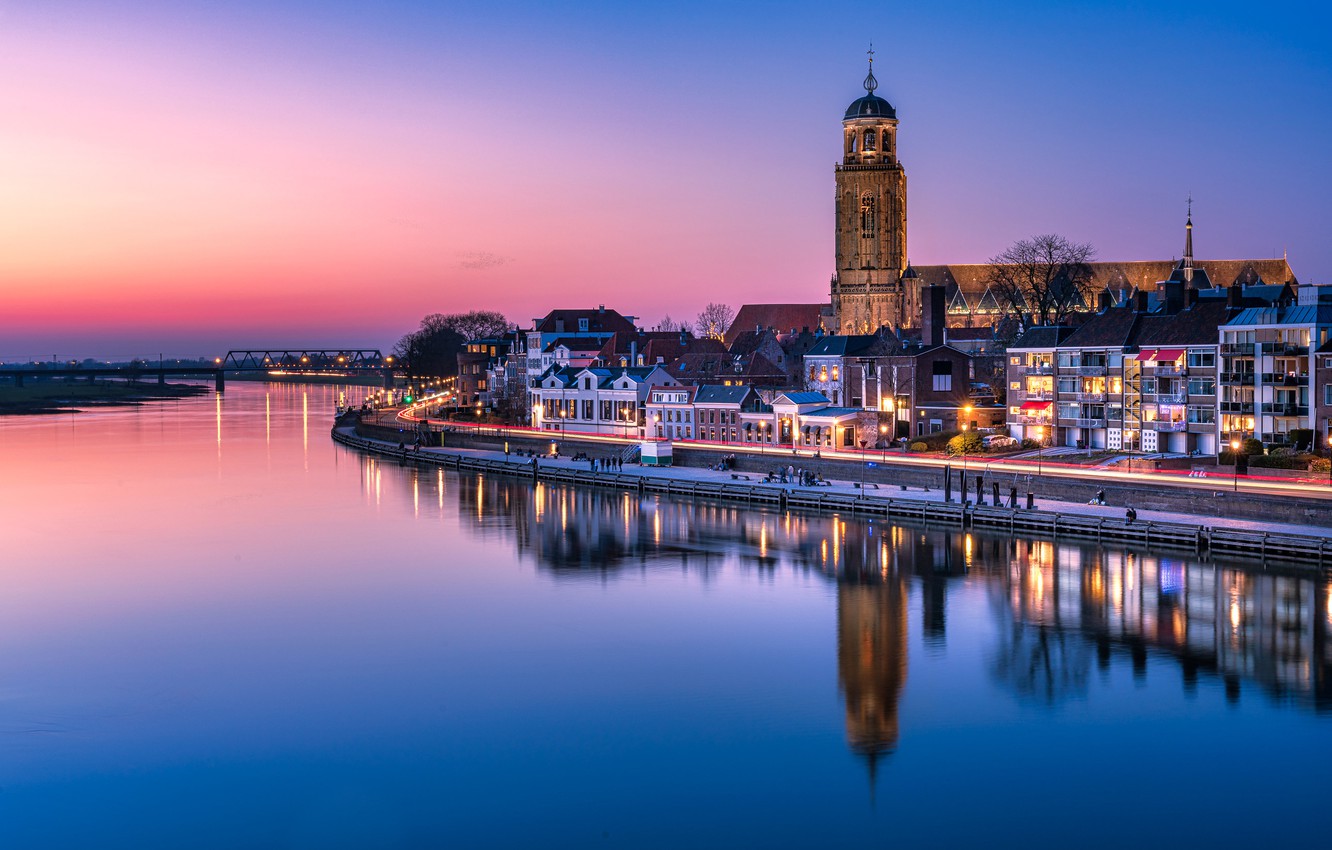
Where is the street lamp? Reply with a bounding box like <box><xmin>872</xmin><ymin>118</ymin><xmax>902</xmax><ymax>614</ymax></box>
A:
<box><xmin>759</xmin><ymin>421</ymin><xmax>769</xmax><ymax>455</ymax></box>
<box><xmin>1230</xmin><ymin>438</ymin><xmax>1240</xmax><ymax>492</ymax></box>
<box><xmin>880</xmin><ymin>423</ymin><xmax>889</xmax><ymax>461</ymax></box>
<box><xmin>1034</xmin><ymin>424</ymin><xmax>1045</xmax><ymax>475</ymax></box>
<box><xmin>859</xmin><ymin>439</ymin><xmax>868</xmax><ymax>490</ymax></box>
<box><xmin>961</xmin><ymin>405</ymin><xmax>973</xmax><ymax>505</ymax></box>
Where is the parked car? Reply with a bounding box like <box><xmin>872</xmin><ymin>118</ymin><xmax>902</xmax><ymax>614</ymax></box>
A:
<box><xmin>982</xmin><ymin>434</ymin><xmax>1019</xmax><ymax>449</ymax></box>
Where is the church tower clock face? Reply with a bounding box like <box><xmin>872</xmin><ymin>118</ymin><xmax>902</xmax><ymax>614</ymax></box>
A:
<box><xmin>832</xmin><ymin>50</ymin><xmax>910</xmax><ymax>333</ymax></box>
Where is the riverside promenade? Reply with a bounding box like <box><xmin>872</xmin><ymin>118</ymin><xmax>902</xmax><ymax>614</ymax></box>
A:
<box><xmin>334</xmin><ymin>422</ymin><xmax>1332</xmax><ymax>567</ymax></box>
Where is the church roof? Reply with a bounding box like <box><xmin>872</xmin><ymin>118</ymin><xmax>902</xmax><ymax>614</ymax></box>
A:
<box><xmin>844</xmin><ymin>93</ymin><xmax>895</xmax><ymax>120</ymax></box>
<box><xmin>725</xmin><ymin>303</ymin><xmax>826</xmax><ymax>345</ymax></box>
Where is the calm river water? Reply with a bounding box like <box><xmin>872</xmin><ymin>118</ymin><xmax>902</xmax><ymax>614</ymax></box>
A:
<box><xmin>1</xmin><ymin>383</ymin><xmax>1328</xmax><ymax>848</ymax></box>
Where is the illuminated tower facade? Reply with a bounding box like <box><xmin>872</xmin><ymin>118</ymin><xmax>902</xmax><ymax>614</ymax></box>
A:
<box><xmin>831</xmin><ymin>50</ymin><xmax>911</xmax><ymax>333</ymax></box>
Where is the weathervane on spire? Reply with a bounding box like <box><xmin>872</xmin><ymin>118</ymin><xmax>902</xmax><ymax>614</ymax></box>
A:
<box><xmin>864</xmin><ymin>43</ymin><xmax>878</xmax><ymax>94</ymax></box>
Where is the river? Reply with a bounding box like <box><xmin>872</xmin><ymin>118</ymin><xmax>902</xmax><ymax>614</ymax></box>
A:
<box><xmin>1</xmin><ymin>383</ymin><xmax>1328</xmax><ymax>848</ymax></box>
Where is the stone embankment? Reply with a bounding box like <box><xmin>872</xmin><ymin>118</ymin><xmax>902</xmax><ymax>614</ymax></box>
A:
<box><xmin>336</xmin><ymin>419</ymin><xmax>1332</xmax><ymax>569</ymax></box>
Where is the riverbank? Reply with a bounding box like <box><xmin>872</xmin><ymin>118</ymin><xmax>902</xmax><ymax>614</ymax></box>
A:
<box><xmin>334</xmin><ymin>422</ymin><xmax>1332</xmax><ymax>568</ymax></box>
<box><xmin>0</xmin><ymin>380</ymin><xmax>211</xmax><ymax>415</ymax></box>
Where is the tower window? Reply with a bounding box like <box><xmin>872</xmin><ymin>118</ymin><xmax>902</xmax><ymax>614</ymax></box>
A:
<box><xmin>863</xmin><ymin>129</ymin><xmax>876</xmax><ymax>151</ymax></box>
<box><xmin>860</xmin><ymin>195</ymin><xmax>876</xmax><ymax>239</ymax></box>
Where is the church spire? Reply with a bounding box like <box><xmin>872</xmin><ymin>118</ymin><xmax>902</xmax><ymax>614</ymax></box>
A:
<box><xmin>1183</xmin><ymin>196</ymin><xmax>1194</xmax><ymax>267</ymax></box>
<box><xmin>864</xmin><ymin>44</ymin><xmax>877</xmax><ymax>94</ymax></box>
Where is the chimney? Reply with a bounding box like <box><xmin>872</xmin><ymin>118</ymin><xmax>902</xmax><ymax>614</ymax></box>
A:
<box><xmin>1097</xmin><ymin>289</ymin><xmax>1112</xmax><ymax>311</ymax></box>
<box><xmin>679</xmin><ymin>329</ymin><xmax>687</xmax><ymax>347</ymax></box>
<box><xmin>1164</xmin><ymin>280</ymin><xmax>1185</xmax><ymax>315</ymax></box>
<box><xmin>1134</xmin><ymin>291</ymin><xmax>1149</xmax><ymax>313</ymax></box>
<box><xmin>598</xmin><ymin>304</ymin><xmax>605</xmax><ymax>314</ymax></box>
<box><xmin>629</xmin><ymin>341</ymin><xmax>637</xmax><ymax>366</ymax></box>
<box><xmin>921</xmin><ymin>284</ymin><xmax>946</xmax><ymax>347</ymax></box>
<box><xmin>1227</xmin><ymin>283</ymin><xmax>1243</xmax><ymax>308</ymax></box>
<box><xmin>1184</xmin><ymin>287</ymin><xmax>1199</xmax><ymax>309</ymax></box>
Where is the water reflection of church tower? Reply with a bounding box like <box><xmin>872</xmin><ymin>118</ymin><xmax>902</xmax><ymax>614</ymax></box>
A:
<box><xmin>837</xmin><ymin>576</ymin><xmax>908</xmax><ymax>761</ymax></box>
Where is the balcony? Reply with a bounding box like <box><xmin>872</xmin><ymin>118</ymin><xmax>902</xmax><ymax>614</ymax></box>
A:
<box><xmin>1073</xmin><ymin>418</ymin><xmax>1107</xmax><ymax>428</ymax></box>
<box><xmin>1219</xmin><ymin>401</ymin><xmax>1254</xmax><ymax>414</ymax></box>
<box><xmin>1153</xmin><ymin>420</ymin><xmax>1187</xmax><ymax>432</ymax></box>
<box><xmin>1075</xmin><ymin>391</ymin><xmax>1107</xmax><ymax>402</ymax></box>
<box><xmin>1263</xmin><ymin>342</ymin><xmax>1308</xmax><ymax>356</ymax></box>
<box><xmin>1021</xmin><ymin>389</ymin><xmax>1055</xmax><ymax>401</ymax></box>
<box><xmin>1220</xmin><ymin>342</ymin><xmax>1255</xmax><ymax>355</ymax></box>
<box><xmin>1219</xmin><ymin>371</ymin><xmax>1254</xmax><ymax>384</ymax></box>
<box><xmin>1015</xmin><ymin>415</ymin><xmax>1054</xmax><ymax>426</ymax></box>
<box><xmin>1268</xmin><ymin>403</ymin><xmax>1309</xmax><ymax>417</ymax></box>
<box><xmin>1260</xmin><ymin>372</ymin><xmax>1309</xmax><ymax>386</ymax></box>
<box><xmin>1022</xmin><ymin>363</ymin><xmax>1054</xmax><ymax>375</ymax></box>
<box><xmin>1075</xmin><ymin>365</ymin><xmax>1108</xmax><ymax>376</ymax></box>
<box><xmin>1154</xmin><ymin>363</ymin><xmax>1185</xmax><ymax>376</ymax></box>
<box><xmin>1155</xmin><ymin>391</ymin><xmax>1187</xmax><ymax>404</ymax></box>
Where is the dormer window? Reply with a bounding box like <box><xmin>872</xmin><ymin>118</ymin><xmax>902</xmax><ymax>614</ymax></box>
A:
<box><xmin>578</xmin><ymin>318</ymin><xmax>589</xmax><ymax>332</ymax></box>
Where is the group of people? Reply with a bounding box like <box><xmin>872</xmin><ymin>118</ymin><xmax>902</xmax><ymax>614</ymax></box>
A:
<box><xmin>765</xmin><ymin>464</ymin><xmax>826</xmax><ymax>486</ymax></box>
<box><xmin>709</xmin><ymin>454</ymin><xmax>738</xmax><ymax>472</ymax></box>
<box><xmin>590</xmin><ymin>456</ymin><xmax>624</xmax><ymax>472</ymax></box>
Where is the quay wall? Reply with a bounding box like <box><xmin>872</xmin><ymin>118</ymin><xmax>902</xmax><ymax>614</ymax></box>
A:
<box><xmin>341</xmin><ymin>421</ymin><xmax>1331</xmax><ymax>567</ymax></box>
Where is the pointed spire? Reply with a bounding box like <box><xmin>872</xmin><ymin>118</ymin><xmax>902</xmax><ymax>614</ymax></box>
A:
<box><xmin>1182</xmin><ymin>196</ymin><xmax>1194</xmax><ymax>278</ymax></box>
<box><xmin>864</xmin><ymin>43</ymin><xmax>878</xmax><ymax>94</ymax></box>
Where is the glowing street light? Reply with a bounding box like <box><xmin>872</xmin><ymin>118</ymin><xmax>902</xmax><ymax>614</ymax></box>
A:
<box><xmin>1230</xmin><ymin>438</ymin><xmax>1240</xmax><ymax>492</ymax></box>
<box><xmin>1034</xmin><ymin>424</ymin><xmax>1045</xmax><ymax>475</ymax></box>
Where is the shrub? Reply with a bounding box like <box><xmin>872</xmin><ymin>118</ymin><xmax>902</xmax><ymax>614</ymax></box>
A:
<box><xmin>1020</xmin><ymin>438</ymin><xmax>1040</xmax><ymax>450</ymax></box>
<box><xmin>1269</xmin><ymin>446</ymin><xmax>1297</xmax><ymax>459</ymax></box>
<box><xmin>917</xmin><ymin>430</ymin><xmax>962</xmax><ymax>451</ymax></box>
<box><xmin>1310</xmin><ymin>457</ymin><xmax>1331</xmax><ymax>473</ymax></box>
<box><xmin>946</xmin><ymin>432</ymin><xmax>983</xmax><ymax>456</ymax></box>
<box><xmin>909</xmin><ymin>441</ymin><xmax>928</xmax><ymax>453</ymax></box>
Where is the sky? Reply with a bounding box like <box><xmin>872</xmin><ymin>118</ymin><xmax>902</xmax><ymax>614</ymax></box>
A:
<box><xmin>2</xmin><ymin>0</ymin><xmax>1330</xmax><ymax>359</ymax></box>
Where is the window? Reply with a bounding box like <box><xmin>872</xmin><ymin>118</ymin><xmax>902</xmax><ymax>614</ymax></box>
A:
<box><xmin>863</xmin><ymin>129</ymin><xmax>877</xmax><ymax>151</ymax></box>
<box><xmin>581</xmin><ymin>400</ymin><xmax>593</xmax><ymax>420</ymax></box>
<box><xmin>809</xmin><ymin>366</ymin><xmax>818</xmax><ymax>381</ymax></box>
<box><xmin>1325</xmin><ymin>384</ymin><xmax>1332</xmax><ymax>406</ymax></box>
<box><xmin>1187</xmin><ymin>377</ymin><xmax>1216</xmax><ymax>396</ymax></box>
<box><xmin>832</xmin><ymin>366</ymin><xmax>840</xmax><ymax>381</ymax></box>
<box><xmin>932</xmin><ymin>361</ymin><xmax>953</xmax><ymax>392</ymax></box>
<box><xmin>860</xmin><ymin>194</ymin><xmax>876</xmax><ymax>239</ymax></box>
<box><xmin>1187</xmin><ymin>349</ymin><xmax>1215</xmax><ymax>368</ymax></box>
<box><xmin>578</xmin><ymin>318</ymin><xmax>589</xmax><ymax>331</ymax></box>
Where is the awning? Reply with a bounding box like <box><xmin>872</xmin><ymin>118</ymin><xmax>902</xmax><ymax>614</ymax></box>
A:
<box><xmin>1020</xmin><ymin>401</ymin><xmax>1053</xmax><ymax>412</ymax></box>
<box><xmin>1155</xmin><ymin>348</ymin><xmax>1185</xmax><ymax>362</ymax></box>
<box><xmin>1135</xmin><ymin>349</ymin><xmax>1158</xmax><ymax>361</ymax></box>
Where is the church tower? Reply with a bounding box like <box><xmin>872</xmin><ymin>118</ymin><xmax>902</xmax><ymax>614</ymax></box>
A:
<box><xmin>831</xmin><ymin>50</ymin><xmax>911</xmax><ymax>333</ymax></box>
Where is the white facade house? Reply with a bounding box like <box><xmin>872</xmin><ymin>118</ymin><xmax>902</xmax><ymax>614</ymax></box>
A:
<box><xmin>531</xmin><ymin>365</ymin><xmax>676</xmax><ymax>436</ymax></box>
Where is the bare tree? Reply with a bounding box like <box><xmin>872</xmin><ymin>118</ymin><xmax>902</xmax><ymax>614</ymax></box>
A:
<box><xmin>694</xmin><ymin>303</ymin><xmax>736</xmax><ymax>341</ymax></box>
<box><xmin>393</xmin><ymin>310</ymin><xmax>510</xmax><ymax>378</ymax></box>
<box><xmin>984</xmin><ymin>234</ymin><xmax>1096</xmax><ymax>328</ymax></box>
<box><xmin>655</xmin><ymin>314</ymin><xmax>689</xmax><ymax>332</ymax></box>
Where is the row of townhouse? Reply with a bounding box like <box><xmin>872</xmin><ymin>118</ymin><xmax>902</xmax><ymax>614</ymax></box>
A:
<box><xmin>1007</xmin><ymin>283</ymin><xmax>1332</xmax><ymax>454</ymax></box>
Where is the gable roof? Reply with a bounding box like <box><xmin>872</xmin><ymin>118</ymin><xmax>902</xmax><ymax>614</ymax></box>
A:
<box><xmin>693</xmin><ymin>385</ymin><xmax>756</xmax><ymax>405</ymax></box>
<box><xmin>1009</xmin><ymin>326</ymin><xmax>1077</xmax><ymax>350</ymax></box>
<box><xmin>533</xmin><ymin>308</ymin><xmax>637</xmax><ymax>335</ymax></box>
<box><xmin>725</xmin><ymin>304</ymin><xmax>827</xmax><ymax>346</ymax></box>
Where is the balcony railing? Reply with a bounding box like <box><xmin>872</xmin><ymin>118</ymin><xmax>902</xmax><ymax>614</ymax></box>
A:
<box><xmin>1074</xmin><ymin>418</ymin><xmax>1106</xmax><ymax>428</ymax></box>
<box><xmin>1021</xmin><ymin>389</ymin><xmax>1055</xmax><ymax>400</ymax></box>
<box><xmin>1267</xmin><ymin>403</ymin><xmax>1309</xmax><ymax>417</ymax></box>
<box><xmin>1260</xmin><ymin>372</ymin><xmax>1309</xmax><ymax>386</ymax></box>
<box><xmin>1153</xmin><ymin>363</ymin><xmax>1185</xmax><ymax>375</ymax></box>
<box><xmin>1263</xmin><ymin>342</ymin><xmax>1308</xmax><ymax>356</ymax></box>
<box><xmin>1155</xmin><ymin>391</ymin><xmax>1187</xmax><ymax>404</ymax></box>
<box><xmin>1219</xmin><ymin>401</ymin><xmax>1254</xmax><ymax>414</ymax></box>
<box><xmin>1220</xmin><ymin>343</ymin><xmax>1255</xmax><ymax>355</ymax></box>
<box><xmin>1074</xmin><ymin>391</ymin><xmax>1106</xmax><ymax>402</ymax></box>
<box><xmin>1074</xmin><ymin>365</ymin><xmax>1108</xmax><ymax>376</ymax></box>
<box><xmin>1022</xmin><ymin>364</ymin><xmax>1054</xmax><ymax>375</ymax></box>
<box><xmin>1014</xmin><ymin>415</ymin><xmax>1054</xmax><ymax>425</ymax></box>
<box><xmin>1219</xmin><ymin>371</ymin><xmax>1254</xmax><ymax>384</ymax></box>
<box><xmin>1152</xmin><ymin>420</ymin><xmax>1187</xmax><ymax>432</ymax></box>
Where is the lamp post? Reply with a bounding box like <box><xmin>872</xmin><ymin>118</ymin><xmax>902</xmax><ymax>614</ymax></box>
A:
<box><xmin>1034</xmin><ymin>424</ymin><xmax>1045</xmax><ymax>475</ymax></box>
<box><xmin>880</xmin><ymin>423</ymin><xmax>889</xmax><ymax>461</ymax></box>
<box><xmin>1327</xmin><ymin>434</ymin><xmax>1332</xmax><ymax>488</ymax></box>
<box><xmin>960</xmin><ymin>405</ymin><xmax>974</xmax><ymax>504</ymax></box>
<box><xmin>559</xmin><ymin>407</ymin><xmax>566</xmax><ymax>445</ymax></box>
<box><xmin>759</xmin><ymin>421</ymin><xmax>769</xmax><ymax>455</ymax></box>
<box><xmin>1230</xmin><ymin>438</ymin><xmax>1240</xmax><ymax>492</ymax></box>
<box><xmin>859</xmin><ymin>439</ymin><xmax>868</xmax><ymax>490</ymax></box>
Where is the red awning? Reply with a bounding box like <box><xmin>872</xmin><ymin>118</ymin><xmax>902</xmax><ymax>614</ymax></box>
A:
<box><xmin>1155</xmin><ymin>348</ymin><xmax>1185</xmax><ymax>362</ymax></box>
<box><xmin>1020</xmin><ymin>401</ymin><xmax>1053</xmax><ymax>412</ymax></box>
<box><xmin>1135</xmin><ymin>349</ymin><xmax>1158</xmax><ymax>361</ymax></box>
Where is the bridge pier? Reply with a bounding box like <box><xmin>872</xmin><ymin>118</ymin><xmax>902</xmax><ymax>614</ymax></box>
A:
<box><xmin>215</xmin><ymin>370</ymin><xmax>226</xmax><ymax>393</ymax></box>
<box><xmin>14</xmin><ymin>373</ymin><xmax>23</xmax><ymax>388</ymax></box>
<box><xmin>158</xmin><ymin>370</ymin><xmax>166</xmax><ymax>385</ymax></box>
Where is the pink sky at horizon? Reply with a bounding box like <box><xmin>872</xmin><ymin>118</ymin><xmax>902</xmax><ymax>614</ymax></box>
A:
<box><xmin>3</xmin><ymin>2</ymin><xmax>1327</xmax><ymax>359</ymax></box>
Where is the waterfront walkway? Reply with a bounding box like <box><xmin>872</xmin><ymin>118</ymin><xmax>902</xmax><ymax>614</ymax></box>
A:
<box><xmin>337</xmin><ymin>426</ymin><xmax>1332</xmax><ymax>545</ymax></box>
